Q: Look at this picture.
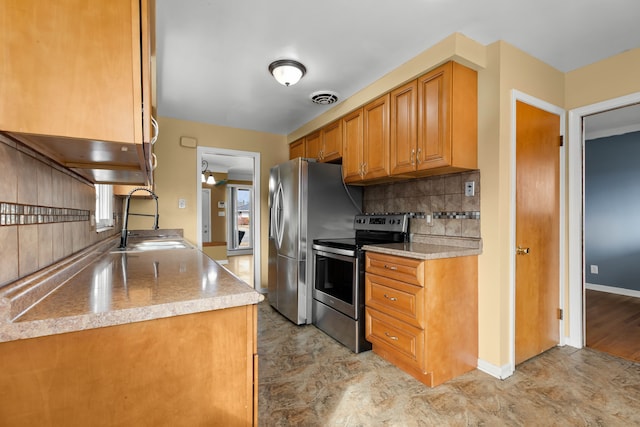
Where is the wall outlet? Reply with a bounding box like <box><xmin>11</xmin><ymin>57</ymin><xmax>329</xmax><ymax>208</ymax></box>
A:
<box><xmin>590</xmin><ymin>265</ymin><xmax>598</xmax><ymax>274</ymax></box>
<box><xmin>178</xmin><ymin>198</ymin><xmax>186</xmax><ymax>209</ymax></box>
<box><xmin>465</xmin><ymin>181</ymin><xmax>475</xmax><ymax>197</ymax></box>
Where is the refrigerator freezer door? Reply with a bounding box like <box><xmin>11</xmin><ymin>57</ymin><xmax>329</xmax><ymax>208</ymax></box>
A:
<box><xmin>276</xmin><ymin>254</ymin><xmax>302</xmax><ymax>324</ymax></box>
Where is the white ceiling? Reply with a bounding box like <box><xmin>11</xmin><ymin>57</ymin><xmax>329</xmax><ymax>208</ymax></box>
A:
<box><xmin>156</xmin><ymin>0</ymin><xmax>640</xmax><ymax>137</ymax></box>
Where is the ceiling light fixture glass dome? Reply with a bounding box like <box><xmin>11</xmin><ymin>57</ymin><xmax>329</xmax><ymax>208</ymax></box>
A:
<box><xmin>269</xmin><ymin>59</ymin><xmax>306</xmax><ymax>86</ymax></box>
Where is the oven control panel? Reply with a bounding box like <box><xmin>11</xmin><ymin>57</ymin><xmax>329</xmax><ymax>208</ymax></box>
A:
<box><xmin>354</xmin><ymin>213</ymin><xmax>409</xmax><ymax>232</ymax></box>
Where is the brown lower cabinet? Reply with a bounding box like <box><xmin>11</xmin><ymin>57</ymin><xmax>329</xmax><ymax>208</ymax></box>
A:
<box><xmin>365</xmin><ymin>252</ymin><xmax>477</xmax><ymax>387</ymax></box>
<box><xmin>0</xmin><ymin>305</ymin><xmax>258</xmax><ymax>426</ymax></box>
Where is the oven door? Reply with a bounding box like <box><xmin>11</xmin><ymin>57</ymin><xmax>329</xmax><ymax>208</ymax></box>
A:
<box><xmin>312</xmin><ymin>246</ymin><xmax>359</xmax><ymax>319</ymax></box>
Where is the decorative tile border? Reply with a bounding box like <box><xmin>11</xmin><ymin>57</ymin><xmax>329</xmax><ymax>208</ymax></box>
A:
<box><xmin>432</xmin><ymin>211</ymin><xmax>480</xmax><ymax>220</ymax></box>
<box><xmin>0</xmin><ymin>202</ymin><xmax>90</xmax><ymax>226</ymax></box>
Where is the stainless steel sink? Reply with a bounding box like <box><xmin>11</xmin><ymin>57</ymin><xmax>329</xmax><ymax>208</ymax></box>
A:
<box><xmin>111</xmin><ymin>239</ymin><xmax>193</xmax><ymax>253</ymax></box>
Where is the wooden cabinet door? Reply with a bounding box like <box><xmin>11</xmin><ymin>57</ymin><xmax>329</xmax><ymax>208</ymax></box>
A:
<box><xmin>289</xmin><ymin>138</ymin><xmax>305</xmax><ymax>159</ymax></box>
<box><xmin>363</xmin><ymin>94</ymin><xmax>390</xmax><ymax>180</ymax></box>
<box><xmin>390</xmin><ymin>80</ymin><xmax>418</xmax><ymax>175</ymax></box>
<box><xmin>417</xmin><ymin>63</ymin><xmax>451</xmax><ymax>170</ymax></box>
<box><xmin>321</xmin><ymin>120</ymin><xmax>342</xmax><ymax>162</ymax></box>
<box><xmin>305</xmin><ymin>131</ymin><xmax>322</xmax><ymax>161</ymax></box>
<box><xmin>0</xmin><ymin>0</ymin><xmax>145</xmax><ymax>145</ymax></box>
<box><xmin>341</xmin><ymin>108</ymin><xmax>364</xmax><ymax>183</ymax></box>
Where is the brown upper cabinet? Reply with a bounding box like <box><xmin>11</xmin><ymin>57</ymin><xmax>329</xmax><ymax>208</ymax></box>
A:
<box><xmin>341</xmin><ymin>108</ymin><xmax>364</xmax><ymax>182</ymax></box>
<box><xmin>343</xmin><ymin>94</ymin><xmax>390</xmax><ymax>183</ymax></box>
<box><xmin>0</xmin><ymin>0</ymin><xmax>155</xmax><ymax>185</ymax></box>
<box><xmin>390</xmin><ymin>61</ymin><xmax>477</xmax><ymax>177</ymax></box>
<box><xmin>289</xmin><ymin>138</ymin><xmax>306</xmax><ymax>159</ymax></box>
<box><xmin>302</xmin><ymin>120</ymin><xmax>343</xmax><ymax>163</ymax></box>
<box><xmin>305</xmin><ymin>130</ymin><xmax>322</xmax><ymax>161</ymax></box>
<box><xmin>320</xmin><ymin>119</ymin><xmax>342</xmax><ymax>162</ymax></box>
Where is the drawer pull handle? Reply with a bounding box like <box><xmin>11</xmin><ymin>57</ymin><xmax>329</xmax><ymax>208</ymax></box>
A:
<box><xmin>384</xmin><ymin>265</ymin><xmax>398</xmax><ymax>270</ymax></box>
<box><xmin>383</xmin><ymin>294</ymin><xmax>398</xmax><ymax>301</ymax></box>
<box><xmin>384</xmin><ymin>332</ymin><xmax>399</xmax><ymax>341</ymax></box>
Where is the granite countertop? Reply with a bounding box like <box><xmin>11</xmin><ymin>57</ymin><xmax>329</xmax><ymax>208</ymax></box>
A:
<box><xmin>0</xmin><ymin>231</ymin><xmax>263</xmax><ymax>343</ymax></box>
<box><xmin>363</xmin><ymin>235</ymin><xmax>482</xmax><ymax>260</ymax></box>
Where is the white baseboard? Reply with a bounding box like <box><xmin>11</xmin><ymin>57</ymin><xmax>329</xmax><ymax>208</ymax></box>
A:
<box><xmin>477</xmin><ymin>359</ymin><xmax>513</xmax><ymax>380</ymax></box>
<box><xmin>585</xmin><ymin>283</ymin><xmax>640</xmax><ymax>298</ymax></box>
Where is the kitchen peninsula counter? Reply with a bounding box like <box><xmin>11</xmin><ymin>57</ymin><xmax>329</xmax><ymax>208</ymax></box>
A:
<box><xmin>0</xmin><ymin>232</ymin><xmax>262</xmax><ymax>426</ymax></box>
<box><xmin>362</xmin><ymin>235</ymin><xmax>482</xmax><ymax>260</ymax></box>
<box><xmin>0</xmin><ymin>234</ymin><xmax>263</xmax><ymax>343</ymax></box>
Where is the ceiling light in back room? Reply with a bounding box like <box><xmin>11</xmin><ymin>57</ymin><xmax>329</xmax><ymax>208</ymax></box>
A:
<box><xmin>268</xmin><ymin>59</ymin><xmax>306</xmax><ymax>86</ymax></box>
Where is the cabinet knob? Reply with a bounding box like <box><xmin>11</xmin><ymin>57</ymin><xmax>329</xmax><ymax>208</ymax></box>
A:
<box><xmin>410</xmin><ymin>149</ymin><xmax>415</xmax><ymax>165</ymax></box>
<box><xmin>416</xmin><ymin>148</ymin><xmax>422</xmax><ymax>164</ymax></box>
<box><xmin>383</xmin><ymin>294</ymin><xmax>398</xmax><ymax>302</ymax></box>
<box><xmin>516</xmin><ymin>246</ymin><xmax>530</xmax><ymax>255</ymax></box>
<box><xmin>384</xmin><ymin>264</ymin><xmax>398</xmax><ymax>270</ymax></box>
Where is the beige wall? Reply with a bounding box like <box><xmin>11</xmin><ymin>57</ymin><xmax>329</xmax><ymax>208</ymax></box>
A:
<box><xmin>481</xmin><ymin>41</ymin><xmax>565</xmax><ymax>366</ymax></box>
<box><xmin>565</xmin><ymin>47</ymin><xmax>640</xmax><ymax>110</ymax></box>
<box><xmin>128</xmin><ymin>116</ymin><xmax>288</xmax><ymax>288</ymax></box>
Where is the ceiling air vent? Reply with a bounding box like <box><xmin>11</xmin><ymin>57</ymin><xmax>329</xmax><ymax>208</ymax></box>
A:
<box><xmin>310</xmin><ymin>91</ymin><xmax>339</xmax><ymax>105</ymax></box>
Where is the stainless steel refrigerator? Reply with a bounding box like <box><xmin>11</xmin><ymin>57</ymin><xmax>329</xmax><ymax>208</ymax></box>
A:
<box><xmin>268</xmin><ymin>158</ymin><xmax>362</xmax><ymax>325</ymax></box>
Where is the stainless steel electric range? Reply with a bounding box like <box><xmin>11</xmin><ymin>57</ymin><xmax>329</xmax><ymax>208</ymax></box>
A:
<box><xmin>311</xmin><ymin>213</ymin><xmax>410</xmax><ymax>353</ymax></box>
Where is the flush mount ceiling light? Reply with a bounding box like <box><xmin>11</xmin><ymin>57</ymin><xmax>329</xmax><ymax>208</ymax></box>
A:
<box><xmin>268</xmin><ymin>59</ymin><xmax>306</xmax><ymax>86</ymax></box>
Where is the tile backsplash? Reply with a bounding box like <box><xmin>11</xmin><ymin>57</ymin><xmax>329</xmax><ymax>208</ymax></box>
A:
<box><xmin>0</xmin><ymin>134</ymin><xmax>121</xmax><ymax>288</ymax></box>
<box><xmin>363</xmin><ymin>170</ymin><xmax>481</xmax><ymax>239</ymax></box>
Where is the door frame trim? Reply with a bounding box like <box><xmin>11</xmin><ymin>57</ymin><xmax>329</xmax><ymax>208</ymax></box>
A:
<box><xmin>566</xmin><ymin>91</ymin><xmax>640</xmax><ymax>348</ymax></box>
<box><xmin>509</xmin><ymin>90</ymin><xmax>566</xmax><ymax>374</ymax></box>
<box><xmin>196</xmin><ymin>147</ymin><xmax>261</xmax><ymax>290</ymax></box>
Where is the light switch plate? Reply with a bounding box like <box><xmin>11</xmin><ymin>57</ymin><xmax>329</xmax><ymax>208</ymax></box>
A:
<box><xmin>178</xmin><ymin>199</ymin><xmax>186</xmax><ymax>209</ymax></box>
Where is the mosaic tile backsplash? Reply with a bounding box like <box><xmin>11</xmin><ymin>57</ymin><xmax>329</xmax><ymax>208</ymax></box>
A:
<box><xmin>363</xmin><ymin>170</ymin><xmax>481</xmax><ymax>239</ymax></box>
<box><xmin>0</xmin><ymin>203</ymin><xmax>90</xmax><ymax>226</ymax></box>
<box><xmin>0</xmin><ymin>134</ymin><xmax>121</xmax><ymax>287</ymax></box>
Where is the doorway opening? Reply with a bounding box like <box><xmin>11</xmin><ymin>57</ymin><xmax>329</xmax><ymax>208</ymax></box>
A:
<box><xmin>577</xmin><ymin>99</ymin><xmax>640</xmax><ymax>362</ymax></box>
<box><xmin>568</xmin><ymin>91</ymin><xmax>640</xmax><ymax>352</ymax></box>
<box><xmin>196</xmin><ymin>147</ymin><xmax>261</xmax><ymax>290</ymax></box>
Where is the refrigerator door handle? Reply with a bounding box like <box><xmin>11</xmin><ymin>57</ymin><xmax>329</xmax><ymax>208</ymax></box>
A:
<box><xmin>274</xmin><ymin>182</ymin><xmax>285</xmax><ymax>249</ymax></box>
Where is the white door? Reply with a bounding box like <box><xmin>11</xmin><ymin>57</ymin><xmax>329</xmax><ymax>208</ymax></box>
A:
<box><xmin>202</xmin><ymin>188</ymin><xmax>211</xmax><ymax>243</ymax></box>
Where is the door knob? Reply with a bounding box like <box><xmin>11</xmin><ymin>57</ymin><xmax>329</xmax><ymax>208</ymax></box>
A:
<box><xmin>516</xmin><ymin>246</ymin><xmax>530</xmax><ymax>255</ymax></box>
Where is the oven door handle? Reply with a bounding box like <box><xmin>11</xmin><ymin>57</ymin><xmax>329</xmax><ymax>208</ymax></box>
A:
<box><xmin>312</xmin><ymin>247</ymin><xmax>357</xmax><ymax>259</ymax></box>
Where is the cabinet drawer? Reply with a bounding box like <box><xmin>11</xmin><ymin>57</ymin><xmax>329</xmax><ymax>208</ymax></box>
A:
<box><xmin>366</xmin><ymin>308</ymin><xmax>424</xmax><ymax>370</ymax></box>
<box><xmin>366</xmin><ymin>252</ymin><xmax>424</xmax><ymax>286</ymax></box>
<box><xmin>365</xmin><ymin>273</ymin><xmax>424</xmax><ymax>328</ymax></box>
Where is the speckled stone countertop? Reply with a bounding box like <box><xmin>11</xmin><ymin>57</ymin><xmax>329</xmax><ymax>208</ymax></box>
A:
<box><xmin>363</xmin><ymin>235</ymin><xmax>482</xmax><ymax>260</ymax></box>
<box><xmin>0</xmin><ymin>231</ymin><xmax>263</xmax><ymax>343</ymax></box>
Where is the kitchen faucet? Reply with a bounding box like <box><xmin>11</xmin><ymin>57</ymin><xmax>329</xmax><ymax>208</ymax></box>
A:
<box><xmin>119</xmin><ymin>187</ymin><xmax>159</xmax><ymax>248</ymax></box>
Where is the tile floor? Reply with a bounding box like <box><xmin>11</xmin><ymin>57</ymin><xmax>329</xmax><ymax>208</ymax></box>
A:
<box><xmin>257</xmin><ymin>300</ymin><xmax>640</xmax><ymax>426</ymax></box>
